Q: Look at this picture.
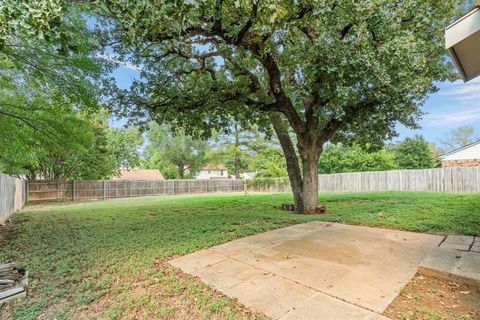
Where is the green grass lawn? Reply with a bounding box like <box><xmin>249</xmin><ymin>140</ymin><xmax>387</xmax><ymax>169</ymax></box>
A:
<box><xmin>0</xmin><ymin>192</ymin><xmax>479</xmax><ymax>320</ymax></box>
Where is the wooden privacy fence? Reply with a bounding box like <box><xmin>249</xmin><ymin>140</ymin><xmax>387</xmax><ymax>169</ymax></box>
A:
<box><xmin>0</xmin><ymin>173</ymin><xmax>26</xmax><ymax>224</ymax></box>
<box><xmin>245</xmin><ymin>167</ymin><xmax>480</xmax><ymax>193</ymax></box>
<box><xmin>24</xmin><ymin>167</ymin><xmax>480</xmax><ymax>202</ymax></box>
<box><xmin>28</xmin><ymin>179</ymin><xmax>245</xmax><ymax>202</ymax></box>
<box><xmin>317</xmin><ymin>167</ymin><xmax>480</xmax><ymax>193</ymax></box>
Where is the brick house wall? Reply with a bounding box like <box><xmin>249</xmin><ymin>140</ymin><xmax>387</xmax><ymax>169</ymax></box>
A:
<box><xmin>442</xmin><ymin>159</ymin><xmax>480</xmax><ymax>168</ymax></box>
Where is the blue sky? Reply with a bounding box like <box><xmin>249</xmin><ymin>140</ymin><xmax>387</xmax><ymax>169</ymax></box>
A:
<box><xmin>395</xmin><ymin>78</ymin><xmax>480</xmax><ymax>142</ymax></box>
<box><xmin>110</xmin><ymin>65</ymin><xmax>480</xmax><ymax>144</ymax></box>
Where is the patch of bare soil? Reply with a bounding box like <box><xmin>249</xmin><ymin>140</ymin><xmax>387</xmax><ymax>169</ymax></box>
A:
<box><xmin>384</xmin><ymin>273</ymin><xmax>480</xmax><ymax>320</ymax></box>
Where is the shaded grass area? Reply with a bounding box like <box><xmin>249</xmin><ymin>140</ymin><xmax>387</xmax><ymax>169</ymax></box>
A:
<box><xmin>0</xmin><ymin>192</ymin><xmax>479</xmax><ymax>319</ymax></box>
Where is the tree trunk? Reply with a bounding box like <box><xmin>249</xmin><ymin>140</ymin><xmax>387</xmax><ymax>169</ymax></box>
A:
<box><xmin>299</xmin><ymin>149</ymin><xmax>321</xmax><ymax>213</ymax></box>
<box><xmin>178</xmin><ymin>164</ymin><xmax>185</xmax><ymax>179</ymax></box>
<box><xmin>269</xmin><ymin>113</ymin><xmax>321</xmax><ymax>214</ymax></box>
<box><xmin>269</xmin><ymin>113</ymin><xmax>310</xmax><ymax>213</ymax></box>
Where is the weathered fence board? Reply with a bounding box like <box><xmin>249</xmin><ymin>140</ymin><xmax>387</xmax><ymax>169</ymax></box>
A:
<box><xmin>245</xmin><ymin>168</ymin><xmax>480</xmax><ymax>193</ymax></box>
<box><xmin>317</xmin><ymin>167</ymin><xmax>480</xmax><ymax>193</ymax></box>
<box><xmin>28</xmin><ymin>179</ymin><xmax>245</xmax><ymax>202</ymax></box>
<box><xmin>0</xmin><ymin>173</ymin><xmax>26</xmax><ymax>224</ymax></box>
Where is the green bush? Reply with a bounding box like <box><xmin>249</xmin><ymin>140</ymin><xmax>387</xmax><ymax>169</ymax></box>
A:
<box><xmin>246</xmin><ymin>177</ymin><xmax>290</xmax><ymax>190</ymax></box>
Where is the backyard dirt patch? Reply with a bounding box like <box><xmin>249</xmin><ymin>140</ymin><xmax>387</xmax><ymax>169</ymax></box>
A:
<box><xmin>384</xmin><ymin>273</ymin><xmax>480</xmax><ymax>320</ymax></box>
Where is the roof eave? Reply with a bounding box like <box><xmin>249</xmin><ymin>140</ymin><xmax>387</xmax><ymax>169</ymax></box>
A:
<box><xmin>438</xmin><ymin>139</ymin><xmax>480</xmax><ymax>160</ymax></box>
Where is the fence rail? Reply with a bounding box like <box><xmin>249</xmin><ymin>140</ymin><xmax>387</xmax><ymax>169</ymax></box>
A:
<box><xmin>0</xmin><ymin>173</ymin><xmax>26</xmax><ymax>224</ymax></box>
<box><xmin>28</xmin><ymin>179</ymin><xmax>245</xmax><ymax>202</ymax></box>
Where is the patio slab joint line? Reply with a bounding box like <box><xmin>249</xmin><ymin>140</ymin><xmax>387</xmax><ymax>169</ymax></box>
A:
<box><xmin>225</xmin><ymin>254</ymin><xmax>386</xmax><ymax>317</ymax></box>
<box><xmin>188</xmin><ymin>256</ymin><xmax>229</xmax><ymax>274</ymax></box>
<box><xmin>437</xmin><ymin>235</ymin><xmax>448</xmax><ymax>247</ymax></box>
<box><xmin>468</xmin><ymin>237</ymin><xmax>474</xmax><ymax>251</ymax></box>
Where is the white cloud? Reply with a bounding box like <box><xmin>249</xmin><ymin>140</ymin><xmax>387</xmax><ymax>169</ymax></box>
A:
<box><xmin>439</xmin><ymin>77</ymin><xmax>480</xmax><ymax>101</ymax></box>
<box><xmin>424</xmin><ymin>105</ymin><xmax>480</xmax><ymax>127</ymax></box>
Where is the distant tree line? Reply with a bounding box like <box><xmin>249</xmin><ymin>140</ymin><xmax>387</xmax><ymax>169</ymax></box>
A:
<box><xmin>319</xmin><ymin>136</ymin><xmax>438</xmax><ymax>174</ymax></box>
<box><xmin>140</xmin><ymin>125</ymin><xmax>479</xmax><ymax>179</ymax></box>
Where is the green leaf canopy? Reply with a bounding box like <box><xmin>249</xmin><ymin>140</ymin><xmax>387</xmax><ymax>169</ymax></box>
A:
<box><xmin>102</xmin><ymin>0</ymin><xmax>456</xmax><ymax>144</ymax></box>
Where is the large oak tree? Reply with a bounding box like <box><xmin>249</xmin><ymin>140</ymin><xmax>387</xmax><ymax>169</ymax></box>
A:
<box><xmin>100</xmin><ymin>0</ymin><xmax>457</xmax><ymax>213</ymax></box>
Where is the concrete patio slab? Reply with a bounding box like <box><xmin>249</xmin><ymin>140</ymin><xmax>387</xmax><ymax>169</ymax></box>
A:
<box><xmin>419</xmin><ymin>247</ymin><xmax>480</xmax><ymax>285</ymax></box>
<box><xmin>279</xmin><ymin>292</ymin><xmax>388</xmax><ymax>320</ymax></box>
<box><xmin>440</xmin><ymin>235</ymin><xmax>475</xmax><ymax>251</ymax></box>
<box><xmin>169</xmin><ymin>222</ymin><xmax>443</xmax><ymax>319</ymax></box>
<box><xmin>224</xmin><ymin>273</ymin><xmax>317</xmax><ymax>319</ymax></box>
<box><xmin>169</xmin><ymin>249</ymin><xmax>226</xmax><ymax>273</ymax></box>
<box><xmin>192</xmin><ymin>259</ymin><xmax>267</xmax><ymax>292</ymax></box>
<box><xmin>442</xmin><ymin>235</ymin><xmax>475</xmax><ymax>244</ymax></box>
<box><xmin>472</xmin><ymin>241</ymin><xmax>480</xmax><ymax>253</ymax></box>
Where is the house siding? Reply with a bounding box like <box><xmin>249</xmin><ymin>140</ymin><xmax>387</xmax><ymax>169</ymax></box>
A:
<box><xmin>196</xmin><ymin>170</ymin><xmax>229</xmax><ymax>179</ymax></box>
<box><xmin>441</xmin><ymin>142</ymin><xmax>480</xmax><ymax>161</ymax></box>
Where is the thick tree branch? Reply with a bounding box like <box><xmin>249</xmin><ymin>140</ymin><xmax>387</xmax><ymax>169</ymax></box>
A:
<box><xmin>234</xmin><ymin>0</ymin><xmax>258</xmax><ymax>45</ymax></box>
<box><xmin>318</xmin><ymin>100</ymin><xmax>379</xmax><ymax>146</ymax></box>
<box><xmin>340</xmin><ymin>23</ymin><xmax>353</xmax><ymax>39</ymax></box>
<box><xmin>241</xmin><ymin>41</ymin><xmax>305</xmax><ymax>134</ymax></box>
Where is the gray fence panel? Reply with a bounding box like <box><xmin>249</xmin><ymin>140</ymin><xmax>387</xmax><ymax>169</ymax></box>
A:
<box><xmin>317</xmin><ymin>167</ymin><xmax>480</xmax><ymax>193</ymax></box>
<box><xmin>246</xmin><ymin>168</ymin><xmax>480</xmax><ymax>193</ymax></box>
<box><xmin>0</xmin><ymin>173</ymin><xmax>26</xmax><ymax>224</ymax></box>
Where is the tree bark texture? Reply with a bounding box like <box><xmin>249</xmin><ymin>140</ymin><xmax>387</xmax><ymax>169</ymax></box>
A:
<box><xmin>270</xmin><ymin>112</ymin><xmax>321</xmax><ymax>213</ymax></box>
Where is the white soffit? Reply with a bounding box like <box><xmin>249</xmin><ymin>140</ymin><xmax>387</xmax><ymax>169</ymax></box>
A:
<box><xmin>445</xmin><ymin>5</ymin><xmax>480</xmax><ymax>82</ymax></box>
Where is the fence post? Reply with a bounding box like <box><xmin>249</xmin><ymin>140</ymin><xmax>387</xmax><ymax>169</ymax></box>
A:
<box><xmin>72</xmin><ymin>180</ymin><xmax>75</xmax><ymax>201</ymax></box>
<box><xmin>103</xmin><ymin>180</ymin><xmax>106</xmax><ymax>199</ymax></box>
<box><xmin>25</xmin><ymin>180</ymin><xmax>29</xmax><ymax>203</ymax></box>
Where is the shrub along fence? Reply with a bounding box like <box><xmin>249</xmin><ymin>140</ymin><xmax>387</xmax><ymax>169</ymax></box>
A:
<box><xmin>28</xmin><ymin>179</ymin><xmax>245</xmax><ymax>202</ymax></box>
<box><xmin>0</xmin><ymin>173</ymin><xmax>26</xmax><ymax>224</ymax></box>
<box><xmin>245</xmin><ymin>177</ymin><xmax>291</xmax><ymax>193</ymax></box>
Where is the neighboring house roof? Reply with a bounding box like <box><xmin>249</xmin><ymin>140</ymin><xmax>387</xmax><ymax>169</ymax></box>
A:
<box><xmin>112</xmin><ymin>169</ymin><xmax>164</xmax><ymax>180</ymax></box>
<box><xmin>439</xmin><ymin>140</ymin><xmax>480</xmax><ymax>160</ymax></box>
<box><xmin>201</xmin><ymin>164</ymin><xmax>228</xmax><ymax>171</ymax></box>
